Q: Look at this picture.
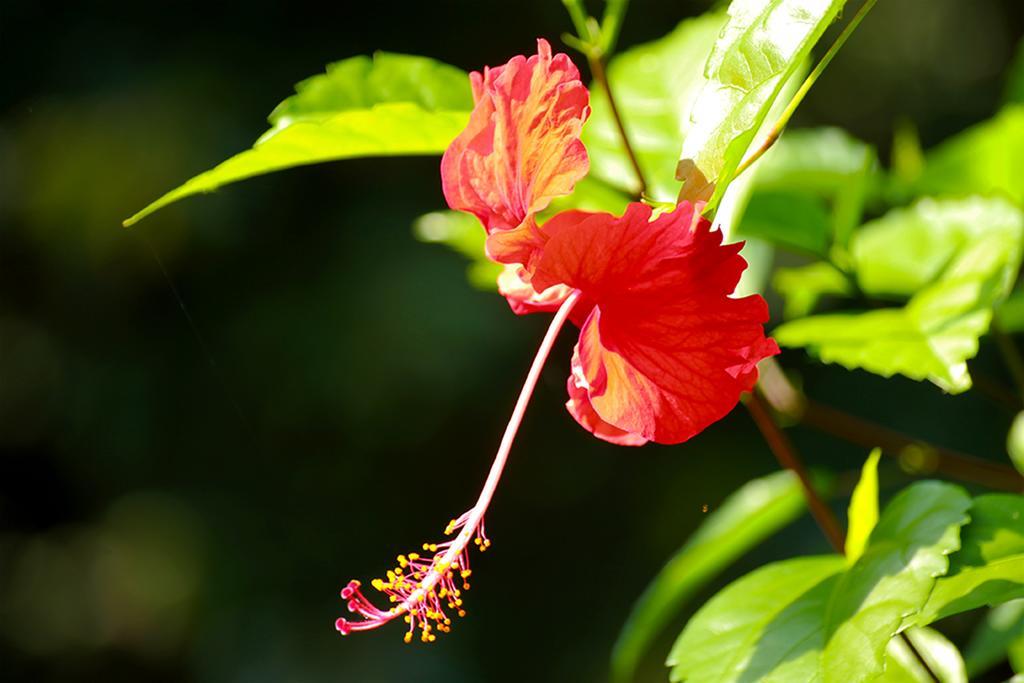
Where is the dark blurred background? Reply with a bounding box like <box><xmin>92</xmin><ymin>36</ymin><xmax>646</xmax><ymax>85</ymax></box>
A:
<box><xmin>1</xmin><ymin>1</ymin><xmax>1022</xmax><ymax>681</ymax></box>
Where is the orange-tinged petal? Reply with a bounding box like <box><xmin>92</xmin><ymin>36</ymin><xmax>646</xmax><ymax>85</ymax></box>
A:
<box><xmin>565</xmin><ymin>346</ymin><xmax>648</xmax><ymax>446</ymax></box>
<box><xmin>441</xmin><ymin>38</ymin><xmax>590</xmax><ymax>265</ymax></box>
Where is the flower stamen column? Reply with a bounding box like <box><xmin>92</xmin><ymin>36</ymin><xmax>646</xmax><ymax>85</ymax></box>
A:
<box><xmin>337</xmin><ymin>290</ymin><xmax>582</xmax><ymax>642</ymax></box>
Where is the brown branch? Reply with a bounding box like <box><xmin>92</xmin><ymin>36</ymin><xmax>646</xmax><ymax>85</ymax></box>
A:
<box><xmin>587</xmin><ymin>54</ymin><xmax>647</xmax><ymax>199</ymax></box>
<box><xmin>758</xmin><ymin>359</ymin><xmax>1024</xmax><ymax>492</ymax></box>
<box><xmin>745</xmin><ymin>392</ymin><xmax>847</xmax><ymax>553</ymax></box>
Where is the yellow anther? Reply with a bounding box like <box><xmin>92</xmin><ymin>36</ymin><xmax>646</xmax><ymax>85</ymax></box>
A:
<box><xmin>371</xmin><ymin>578</ymin><xmax>385</xmax><ymax>591</ymax></box>
<box><xmin>460</xmin><ymin>570</ymin><xmax>472</xmax><ymax>579</ymax></box>
<box><xmin>404</xmin><ymin>616</ymin><xmax>412</xmax><ymax>624</ymax></box>
<box><xmin>397</xmin><ymin>555</ymin><xmax>408</xmax><ymax>567</ymax></box>
<box><xmin>429</xmin><ymin>634</ymin><xmax>437</xmax><ymax>642</ymax></box>
<box><xmin>404</xmin><ymin>632</ymin><xmax>413</xmax><ymax>644</ymax></box>
<box><xmin>458</xmin><ymin>609</ymin><xmax>466</xmax><ymax>617</ymax></box>
<box><xmin>409</xmin><ymin>553</ymin><xmax>420</xmax><ymax>561</ymax></box>
<box><xmin>439</xmin><ymin>588</ymin><xmax>447</xmax><ymax>598</ymax></box>
<box><xmin>422</xmin><ymin>543</ymin><xmax>431</xmax><ymax>551</ymax></box>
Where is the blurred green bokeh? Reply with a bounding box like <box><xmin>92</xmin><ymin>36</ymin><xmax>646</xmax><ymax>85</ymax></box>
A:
<box><xmin>1</xmin><ymin>1</ymin><xmax>1022</xmax><ymax>681</ymax></box>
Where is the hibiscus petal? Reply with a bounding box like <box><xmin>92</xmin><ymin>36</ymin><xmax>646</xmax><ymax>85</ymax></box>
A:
<box><xmin>534</xmin><ymin>202</ymin><xmax>779</xmax><ymax>445</ymax></box>
<box><xmin>565</xmin><ymin>346</ymin><xmax>648</xmax><ymax>446</ymax></box>
<box><xmin>440</xmin><ymin>38</ymin><xmax>590</xmax><ymax>265</ymax></box>
<box><xmin>496</xmin><ymin>263</ymin><xmax>572</xmax><ymax>315</ymax></box>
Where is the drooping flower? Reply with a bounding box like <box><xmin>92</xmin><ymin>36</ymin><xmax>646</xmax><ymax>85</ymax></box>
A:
<box><xmin>337</xmin><ymin>38</ymin><xmax>777</xmax><ymax>643</ymax></box>
<box><xmin>531</xmin><ymin>202</ymin><xmax>779</xmax><ymax>445</ymax></box>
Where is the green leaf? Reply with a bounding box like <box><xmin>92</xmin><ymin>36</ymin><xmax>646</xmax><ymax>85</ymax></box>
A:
<box><xmin>753</xmin><ymin>127</ymin><xmax>877</xmax><ymax>197</ymax></box>
<box><xmin>921</xmin><ymin>494</ymin><xmax>1024</xmax><ymax>624</ymax></box>
<box><xmin>667</xmin><ymin>555</ymin><xmax>847</xmax><ymax>682</ymax></box>
<box><xmin>881</xmin><ymin>627</ymin><xmax>967</xmax><ymax>683</ymax></box>
<box><xmin>610</xmin><ymin>470</ymin><xmax>809</xmax><ymax>683</ymax></box>
<box><xmin>773</xmin><ymin>262</ymin><xmax>852</xmax><ymax>319</ymax></box>
<box><xmin>997</xmin><ymin>289</ymin><xmax>1024</xmax><ymax>334</ymax></box>
<box><xmin>852</xmin><ymin>197</ymin><xmax>1024</xmax><ymax>299</ymax></box>
<box><xmin>412</xmin><ymin>211</ymin><xmax>501</xmax><ymax>291</ymax></box>
<box><xmin>584</xmin><ymin>12</ymin><xmax>727</xmax><ymax>201</ymax></box>
<box><xmin>1004</xmin><ymin>39</ymin><xmax>1024</xmax><ymax>105</ymax></box>
<box><xmin>677</xmin><ymin>0</ymin><xmax>847</xmax><ymax>208</ymax></box>
<box><xmin>124</xmin><ymin>53</ymin><xmax>473</xmax><ymax>226</ymax></box>
<box><xmin>845</xmin><ymin>449</ymin><xmax>881</xmax><ymax>563</ymax></box>
<box><xmin>1009</xmin><ymin>412</ymin><xmax>1024</xmax><ymax>476</ymax></box>
<box><xmin>913</xmin><ymin>105</ymin><xmax>1024</xmax><ymax>205</ymax></box>
<box><xmin>668</xmin><ymin>482</ymin><xmax>971</xmax><ymax>683</ymax></box>
<box><xmin>776</xmin><ymin>199</ymin><xmax>1024</xmax><ymax>393</ymax></box>
<box><xmin>737</xmin><ymin>191</ymin><xmax>832</xmax><ymax>257</ymax></box>
<box><xmin>963</xmin><ymin>599</ymin><xmax>1024</xmax><ymax>678</ymax></box>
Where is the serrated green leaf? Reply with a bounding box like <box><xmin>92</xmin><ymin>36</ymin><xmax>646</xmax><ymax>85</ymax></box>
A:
<box><xmin>1009</xmin><ymin>413</ymin><xmax>1024</xmax><ymax>476</ymax></box>
<box><xmin>921</xmin><ymin>494</ymin><xmax>1024</xmax><ymax>624</ymax></box>
<box><xmin>667</xmin><ymin>555</ymin><xmax>846</xmax><ymax>682</ymax></box>
<box><xmin>677</xmin><ymin>0</ymin><xmax>846</xmax><ymax>209</ymax></box>
<box><xmin>773</xmin><ymin>262</ymin><xmax>852</xmax><ymax>319</ymax></box>
<box><xmin>913</xmin><ymin>105</ymin><xmax>1024</xmax><ymax>205</ymax></box>
<box><xmin>412</xmin><ymin>211</ymin><xmax>501</xmax><ymax>291</ymax></box>
<box><xmin>776</xmin><ymin>199</ymin><xmax>1024</xmax><ymax>393</ymax></box>
<box><xmin>584</xmin><ymin>12</ymin><xmax>726</xmax><ymax>201</ymax></box>
<box><xmin>610</xmin><ymin>470</ymin><xmax>808</xmax><ymax>683</ymax></box>
<box><xmin>963</xmin><ymin>599</ymin><xmax>1024</xmax><ymax>678</ymax></box>
<box><xmin>881</xmin><ymin>627</ymin><xmax>967</xmax><ymax>683</ymax></box>
<box><xmin>668</xmin><ymin>482</ymin><xmax>971</xmax><ymax>683</ymax></box>
<box><xmin>852</xmin><ymin>197</ymin><xmax>1024</xmax><ymax>299</ymax></box>
<box><xmin>845</xmin><ymin>449</ymin><xmax>881</xmax><ymax>563</ymax></box>
<box><xmin>125</xmin><ymin>53</ymin><xmax>473</xmax><ymax>226</ymax></box>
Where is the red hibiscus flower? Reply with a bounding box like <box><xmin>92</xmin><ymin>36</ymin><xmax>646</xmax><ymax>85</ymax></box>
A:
<box><xmin>336</xmin><ymin>39</ymin><xmax>777</xmax><ymax>643</ymax></box>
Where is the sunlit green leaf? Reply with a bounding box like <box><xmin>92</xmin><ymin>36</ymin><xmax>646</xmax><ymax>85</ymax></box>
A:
<box><xmin>773</xmin><ymin>262</ymin><xmax>852</xmax><ymax>319</ymax></box>
<box><xmin>1009</xmin><ymin>413</ymin><xmax>1024</xmax><ymax>476</ymax></box>
<box><xmin>668</xmin><ymin>482</ymin><xmax>970</xmax><ymax>683</ymax></box>
<box><xmin>914</xmin><ymin>105</ymin><xmax>1024</xmax><ymax>205</ymax></box>
<box><xmin>845</xmin><ymin>449</ymin><xmax>880</xmax><ymax>563</ymax></box>
<box><xmin>124</xmin><ymin>53</ymin><xmax>473</xmax><ymax>226</ymax></box>
<box><xmin>677</xmin><ymin>0</ymin><xmax>846</xmax><ymax>208</ymax></box>
<box><xmin>963</xmin><ymin>599</ymin><xmax>1024</xmax><ymax>678</ymax></box>
<box><xmin>776</xmin><ymin>201</ymin><xmax>1023</xmax><ymax>393</ymax></box>
<box><xmin>852</xmin><ymin>197</ymin><xmax>1024</xmax><ymax>299</ymax></box>
<box><xmin>753</xmin><ymin>127</ymin><xmax>877</xmax><ymax>197</ymax></box>
<box><xmin>585</xmin><ymin>12</ymin><xmax>726</xmax><ymax>201</ymax></box>
<box><xmin>921</xmin><ymin>494</ymin><xmax>1024</xmax><ymax>624</ymax></box>
<box><xmin>610</xmin><ymin>470</ymin><xmax>808</xmax><ymax>683</ymax></box>
<box><xmin>412</xmin><ymin>211</ymin><xmax>501</xmax><ymax>291</ymax></box>
<box><xmin>881</xmin><ymin>627</ymin><xmax>967</xmax><ymax>683</ymax></box>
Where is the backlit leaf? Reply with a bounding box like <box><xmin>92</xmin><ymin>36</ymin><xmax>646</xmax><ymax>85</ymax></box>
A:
<box><xmin>677</xmin><ymin>0</ymin><xmax>846</xmax><ymax>208</ymax></box>
<box><xmin>610</xmin><ymin>470</ymin><xmax>808</xmax><ymax>683</ymax></box>
<box><xmin>125</xmin><ymin>53</ymin><xmax>472</xmax><ymax>226</ymax></box>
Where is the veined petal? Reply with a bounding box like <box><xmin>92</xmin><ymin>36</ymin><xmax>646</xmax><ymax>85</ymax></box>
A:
<box><xmin>534</xmin><ymin>202</ymin><xmax>779</xmax><ymax>445</ymax></box>
<box><xmin>566</xmin><ymin>347</ymin><xmax>648</xmax><ymax>446</ymax></box>
<box><xmin>441</xmin><ymin>38</ymin><xmax>590</xmax><ymax>265</ymax></box>
<box><xmin>496</xmin><ymin>264</ymin><xmax>572</xmax><ymax>315</ymax></box>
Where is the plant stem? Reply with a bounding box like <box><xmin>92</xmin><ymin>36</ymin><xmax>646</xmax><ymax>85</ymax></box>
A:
<box><xmin>561</xmin><ymin>0</ymin><xmax>595</xmax><ymax>43</ymax></box>
<box><xmin>746</xmin><ymin>392</ymin><xmax>846</xmax><ymax>553</ymax></box>
<box><xmin>749</xmin><ymin>384</ymin><xmax>940</xmax><ymax>682</ymax></box>
<box><xmin>599</xmin><ymin>0</ymin><xmax>630</xmax><ymax>54</ymax></box>
<box><xmin>758</xmin><ymin>358</ymin><xmax>1024</xmax><ymax>492</ymax></box>
<box><xmin>993</xmin><ymin>322</ymin><xmax>1024</xmax><ymax>403</ymax></box>
<box><xmin>588</xmin><ymin>53</ymin><xmax>648</xmax><ymax>199</ymax></box>
<box><xmin>733</xmin><ymin>0</ymin><xmax>879</xmax><ymax>179</ymax></box>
